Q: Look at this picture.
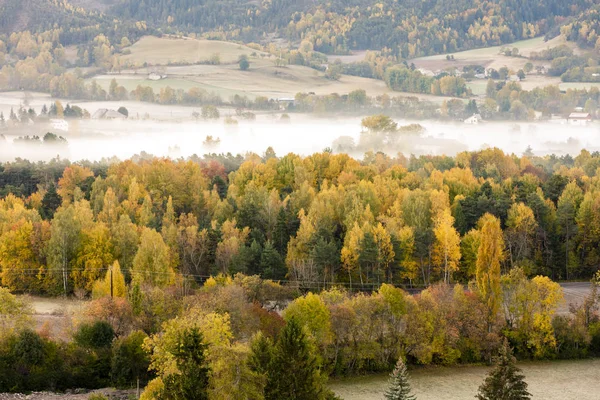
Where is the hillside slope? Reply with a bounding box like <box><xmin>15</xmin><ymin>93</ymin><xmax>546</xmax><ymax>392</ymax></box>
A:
<box><xmin>107</xmin><ymin>0</ymin><xmax>594</xmax><ymax>57</ymax></box>
<box><xmin>0</xmin><ymin>0</ymin><xmax>100</xmax><ymax>34</ymax></box>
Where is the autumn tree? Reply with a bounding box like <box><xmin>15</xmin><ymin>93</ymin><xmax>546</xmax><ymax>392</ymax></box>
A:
<box><xmin>92</xmin><ymin>260</ymin><xmax>127</xmax><ymax>299</ymax></box>
<box><xmin>0</xmin><ymin>220</ymin><xmax>41</xmax><ymax>292</ymax></box>
<box><xmin>476</xmin><ymin>213</ymin><xmax>505</xmax><ymax>330</ymax></box>
<box><xmin>432</xmin><ymin>209</ymin><xmax>461</xmax><ymax>283</ymax></box>
<box><xmin>505</xmin><ymin>203</ymin><xmax>537</xmax><ymax>270</ymax></box>
<box><xmin>131</xmin><ymin>227</ymin><xmax>174</xmax><ymax>287</ymax></box>
<box><xmin>0</xmin><ymin>288</ymin><xmax>33</xmax><ymax>336</ymax></box>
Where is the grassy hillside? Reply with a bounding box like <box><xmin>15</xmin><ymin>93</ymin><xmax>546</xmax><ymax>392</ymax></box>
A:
<box><xmin>120</xmin><ymin>36</ymin><xmax>269</xmax><ymax>65</ymax></box>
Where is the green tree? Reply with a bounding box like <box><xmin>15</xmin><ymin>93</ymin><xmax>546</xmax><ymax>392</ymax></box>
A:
<box><xmin>111</xmin><ymin>330</ymin><xmax>150</xmax><ymax>389</ymax></box>
<box><xmin>161</xmin><ymin>327</ymin><xmax>210</xmax><ymax>400</ymax></box>
<box><xmin>74</xmin><ymin>321</ymin><xmax>115</xmax><ymax>349</ymax></box>
<box><xmin>384</xmin><ymin>357</ymin><xmax>416</xmax><ymax>400</ymax></box>
<box><xmin>476</xmin><ymin>340</ymin><xmax>531</xmax><ymax>400</ymax></box>
<box><xmin>40</xmin><ymin>184</ymin><xmax>61</xmax><ymax>220</ymax></box>
<box><xmin>266</xmin><ymin>318</ymin><xmax>327</xmax><ymax>400</ymax></box>
<box><xmin>239</xmin><ymin>55</ymin><xmax>250</xmax><ymax>71</ymax></box>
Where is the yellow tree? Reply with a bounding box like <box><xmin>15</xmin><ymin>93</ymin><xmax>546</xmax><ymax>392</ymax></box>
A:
<box><xmin>0</xmin><ymin>220</ymin><xmax>41</xmax><ymax>292</ymax></box>
<box><xmin>476</xmin><ymin>213</ymin><xmax>505</xmax><ymax>330</ymax></box>
<box><xmin>396</xmin><ymin>226</ymin><xmax>418</xmax><ymax>286</ymax></box>
<box><xmin>432</xmin><ymin>209</ymin><xmax>461</xmax><ymax>283</ymax></box>
<box><xmin>505</xmin><ymin>202</ymin><xmax>537</xmax><ymax>269</ymax></box>
<box><xmin>73</xmin><ymin>222</ymin><xmax>114</xmax><ymax>291</ymax></box>
<box><xmin>57</xmin><ymin>165</ymin><xmax>93</xmax><ymax>205</ymax></box>
<box><xmin>372</xmin><ymin>222</ymin><xmax>395</xmax><ymax>282</ymax></box>
<box><xmin>215</xmin><ymin>219</ymin><xmax>250</xmax><ymax>274</ymax></box>
<box><xmin>132</xmin><ymin>227</ymin><xmax>175</xmax><ymax>287</ymax></box>
<box><xmin>92</xmin><ymin>260</ymin><xmax>127</xmax><ymax>299</ymax></box>
<box><xmin>341</xmin><ymin>222</ymin><xmax>364</xmax><ymax>288</ymax></box>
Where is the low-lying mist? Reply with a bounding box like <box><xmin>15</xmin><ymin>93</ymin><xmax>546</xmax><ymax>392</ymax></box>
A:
<box><xmin>1</xmin><ymin>118</ymin><xmax>598</xmax><ymax>162</ymax></box>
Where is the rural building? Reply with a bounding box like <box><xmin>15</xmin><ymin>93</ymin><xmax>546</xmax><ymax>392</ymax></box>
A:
<box><xmin>464</xmin><ymin>114</ymin><xmax>482</xmax><ymax>124</ymax></box>
<box><xmin>273</xmin><ymin>97</ymin><xmax>296</xmax><ymax>109</ymax></box>
<box><xmin>567</xmin><ymin>112</ymin><xmax>593</xmax><ymax>126</ymax></box>
<box><xmin>50</xmin><ymin>119</ymin><xmax>69</xmax><ymax>132</ymax></box>
<box><xmin>148</xmin><ymin>72</ymin><xmax>167</xmax><ymax>81</ymax></box>
<box><xmin>92</xmin><ymin>109</ymin><xmax>127</xmax><ymax>120</ymax></box>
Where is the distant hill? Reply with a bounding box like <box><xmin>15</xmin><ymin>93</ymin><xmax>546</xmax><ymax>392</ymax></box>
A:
<box><xmin>0</xmin><ymin>0</ymin><xmax>100</xmax><ymax>34</ymax></box>
<box><xmin>105</xmin><ymin>0</ymin><xmax>595</xmax><ymax>57</ymax></box>
<box><xmin>0</xmin><ymin>0</ymin><xmax>150</xmax><ymax>47</ymax></box>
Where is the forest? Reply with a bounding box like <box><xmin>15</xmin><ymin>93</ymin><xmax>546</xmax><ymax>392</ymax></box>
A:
<box><xmin>1</xmin><ymin>144</ymin><xmax>600</xmax><ymax>292</ymax></box>
<box><xmin>109</xmin><ymin>0</ymin><xmax>592</xmax><ymax>57</ymax></box>
<box><xmin>0</xmin><ymin>147</ymin><xmax>600</xmax><ymax>398</ymax></box>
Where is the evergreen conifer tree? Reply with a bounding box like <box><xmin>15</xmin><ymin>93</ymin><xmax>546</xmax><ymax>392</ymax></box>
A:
<box><xmin>266</xmin><ymin>317</ymin><xmax>325</xmax><ymax>400</ymax></box>
<box><xmin>384</xmin><ymin>357</ymin><xmax>416</xmax><ymax>400</ymax></box>
<box><xmin>476</xmin><ymin>339</ymin><xmax>531</xmax><ymax>400</ymax></box>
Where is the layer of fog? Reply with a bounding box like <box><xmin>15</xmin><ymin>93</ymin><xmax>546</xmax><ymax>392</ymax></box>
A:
<box><xmin>2</xmin><ymin>117</ymin><xmax>599</xmax><ymax>162</ymax></box>
<box><xmin>0</xmin><ymin>91</ymin><xmax>598</xmax><ymax>162</ymax></box>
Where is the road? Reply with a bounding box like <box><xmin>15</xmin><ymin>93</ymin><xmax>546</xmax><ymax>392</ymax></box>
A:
<box><xmin>558</xmin><ymin>282</ymin><xmax>592</xmax><ymax>315</ymax></box>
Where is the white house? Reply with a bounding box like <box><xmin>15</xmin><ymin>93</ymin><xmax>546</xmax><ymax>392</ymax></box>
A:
<box><xmin>464</xmin><ymin>114</ymin><xmax>482</xmax><ymax>124</ymax></box>
<box><xmin>92</xmin><ymin>109</ymin><xmax>127</xmax><ymax>120</ymax></box>
<box><xmin>567</xmin><ymin>112</ymin><xmax>593</xmax><ymax>126</ymax></box>
<box><xmin>50</xmin><ymin>119</ymin><xmax>69</xmax><ymax>132</ymax></box>
<box><xmin>148</xmin><ymin>72</ymin><xmax>167</xmax><ymax>81</ymax></box>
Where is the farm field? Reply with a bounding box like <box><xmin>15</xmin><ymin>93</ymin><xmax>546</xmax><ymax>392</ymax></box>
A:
<box><xmin>412</xmin><ymin>35</ymin><xmax>575</xmax><ymax>73</ymax></box>
<box><xmin>94</xmin><ymin>63</ymin><xmax>406</xmax><ymax>100</ymax></box>
<box><xmin>102</xmin><ymin>36</ymin><xmax>458</xmax><ymax>102</ymax></box>
<box><xmin>330</xmin><ymin>358</ymin><xmax>600</xmax><ymax>400</ymax></box>
<box><xmin>120</xmin><ymin>36</ymin><xmax>269</xmax><ymax>65</ymax></box>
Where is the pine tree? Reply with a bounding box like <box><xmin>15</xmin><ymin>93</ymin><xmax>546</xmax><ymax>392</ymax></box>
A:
<box><xmin>161</xmin><ymin>327</ymin><xmax>210</xmax><ymax>400</ymax></box>
<box><xmin>266</xmin><ymin>317</ymin><xmax>325</xmax><ymax>400</ymax></box>
<box><xmin>384</xmin><ymin>357</ymin><xmax>416</xmax><ymax>400</ymax></box>
<box><xmin>476</xmin><ymin>340</ymin><xmax>531</xmax><ymax>400</ymax></box>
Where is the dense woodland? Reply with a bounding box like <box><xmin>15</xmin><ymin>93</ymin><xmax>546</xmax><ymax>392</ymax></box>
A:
<box><xmin>0</xmin><ymin>147</ymin><xmax>600</xmax><ymax>397</ymax></box>
<box><xmin>2</xmin><ymin>143</ymin><xmax>600</xmax><ymax>292</ymax></box>
<box><xmin>109</xmin><ymin>0</ymin><xmax>591</xmax><ymax>57</ymax></box>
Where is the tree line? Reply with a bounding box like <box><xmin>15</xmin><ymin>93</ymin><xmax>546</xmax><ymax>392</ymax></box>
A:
<box><xmin>1</xmin><ymin>147</ymin><xmax>600</xmax><ymax>297</ymax></box>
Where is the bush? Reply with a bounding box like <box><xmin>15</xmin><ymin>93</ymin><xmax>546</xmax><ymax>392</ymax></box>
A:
<box><xmin>111</xmin><ymin>331</ymin><xmax>151</xmax><ymax>388</ymax></box>
<box><xmin>74</xmin><ymin>321</ymin><xmax>115</xmax><ymax>349</ymax></box>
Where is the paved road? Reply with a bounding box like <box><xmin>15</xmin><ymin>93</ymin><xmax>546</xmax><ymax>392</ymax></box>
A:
<box><xmin>558</xmin><ymin>282</ymin><xmax>592</xmax><ymax>315</ymax></box>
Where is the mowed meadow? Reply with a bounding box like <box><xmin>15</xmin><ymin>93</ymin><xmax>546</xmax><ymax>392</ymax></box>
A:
<box><xmin>330</xmin><ymin>358</ymin><xmax>600</xmax><ymax>399</ymax></box>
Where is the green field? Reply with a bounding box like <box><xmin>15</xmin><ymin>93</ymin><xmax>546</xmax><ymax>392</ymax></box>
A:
<box><xmin>330</xmin><ymin>358</ymin><xmax>600</xmax><ymax>400</ymax></box>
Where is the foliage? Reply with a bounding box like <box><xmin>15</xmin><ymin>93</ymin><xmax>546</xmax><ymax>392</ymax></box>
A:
<box><xmin>384</xmin><ymin>357</ymin><xmax>416</xmax><ymax>400</ymax></box>
<box><xmin>476</xmin><ymin>339</ymin><xmax>531</xmax><ymax>400</ymax></box>
<box><xmin>74</xmin><ymin>321</ymin><xmax>115</xmax><ymax>349</ymax></box>
<box><xmin>111</xmin><ymin>330</ymin><xmax>151</xmax><ymax>388</ymax></box>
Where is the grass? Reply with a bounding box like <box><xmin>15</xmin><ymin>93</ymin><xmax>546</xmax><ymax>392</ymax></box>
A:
<box><xmin>107</xmin><ymin>36</ymin><xmax>459</xmax><ymax>102</ymax></box>
<box><xmin>120</xmin><ymin>36</ymin><xmax>269</xmax><ymax>66</ymax></box>
<box><xmin>330</xmin><ymin>358</ymin><xmax>600</xmax><ymax>400</ymax></box>
<box><xmin>412</xmin><ymin>35</ymin><xmax>576</xmax><ymax>80</ymax></box>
